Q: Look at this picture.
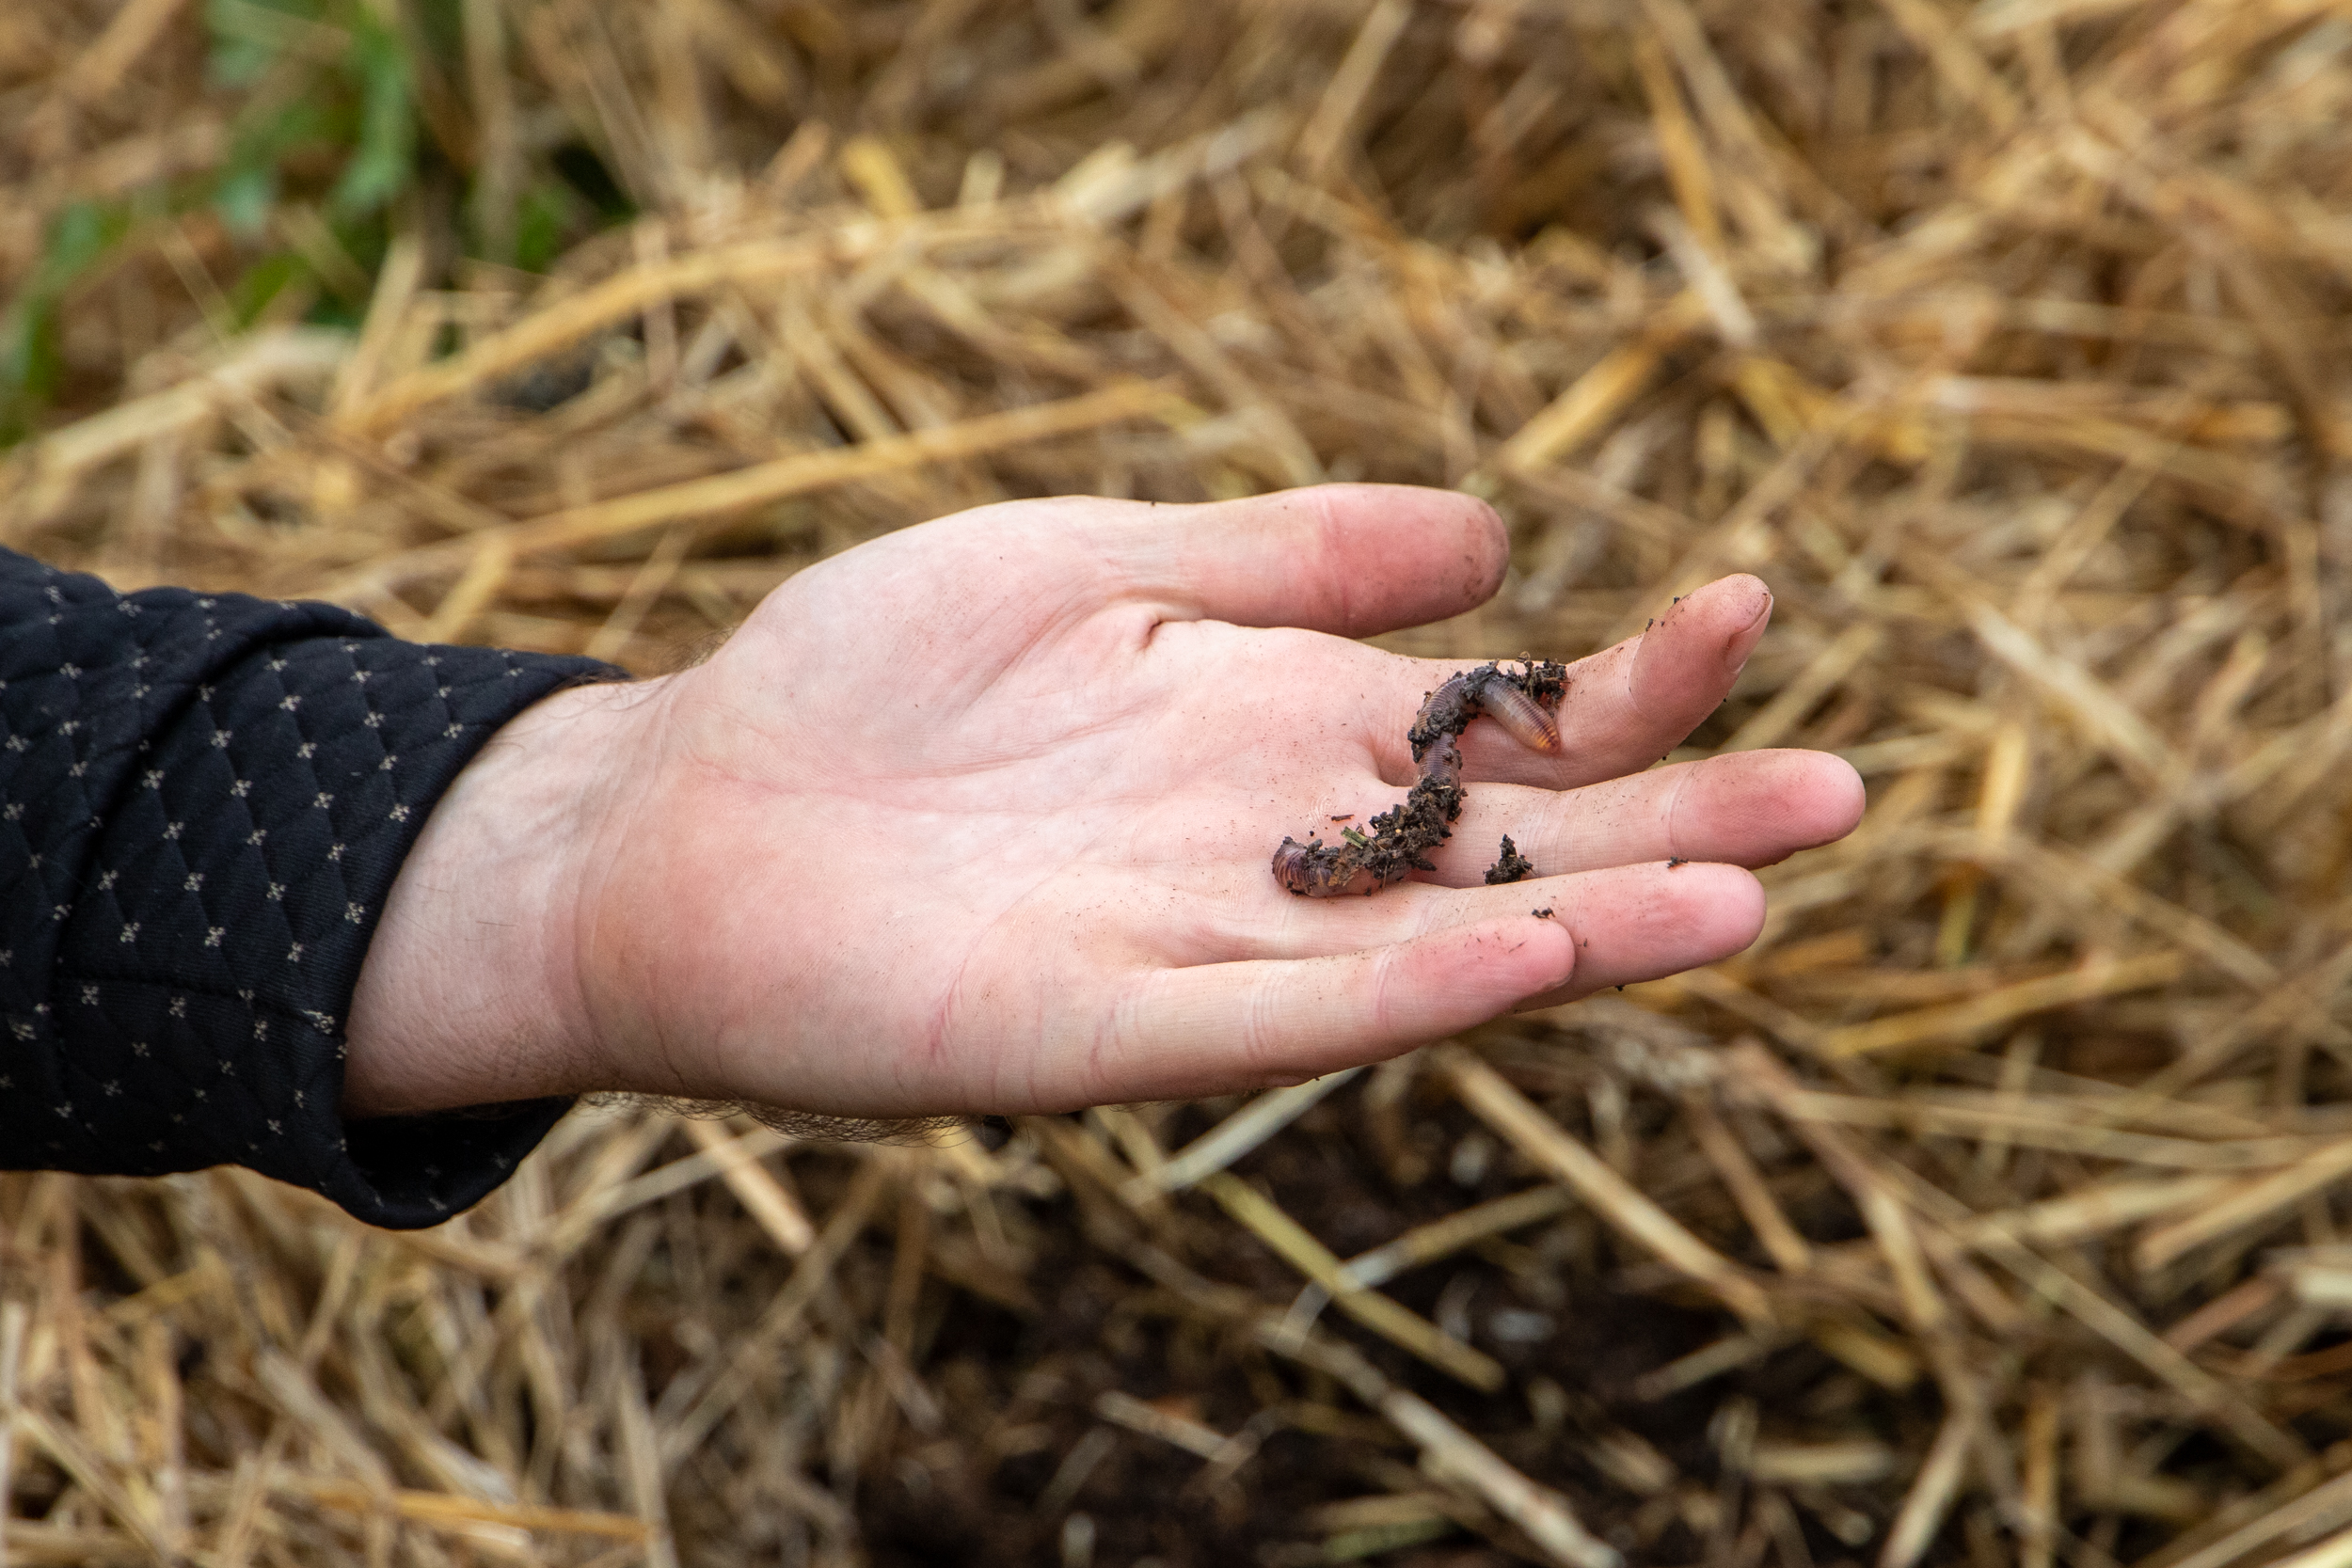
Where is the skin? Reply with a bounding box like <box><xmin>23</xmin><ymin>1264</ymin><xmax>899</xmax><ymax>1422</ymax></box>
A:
<box><xmin>342</xmin><ymin>484</ymin><xmax>1866</xmax><ymax>1120</ymax></box>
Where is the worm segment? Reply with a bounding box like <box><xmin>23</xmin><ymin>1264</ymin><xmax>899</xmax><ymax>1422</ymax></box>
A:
<box><xmin>1273</xmin><ymin>659</ymin><xmax>1569</xmax><ymax>897</ymax></box>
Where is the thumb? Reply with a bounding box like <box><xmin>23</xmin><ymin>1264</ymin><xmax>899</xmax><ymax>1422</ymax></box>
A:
<box><xmin>1105</xmin><ymin>483</ymin><xmax>1510</xmax><ymax>636</ymax></box>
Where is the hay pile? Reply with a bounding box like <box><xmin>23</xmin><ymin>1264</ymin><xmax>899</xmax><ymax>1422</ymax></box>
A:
<box><xmin>7</xmin><ymin>1</ymin><xmax>2352</xmax><ymax>1564</ymax></box>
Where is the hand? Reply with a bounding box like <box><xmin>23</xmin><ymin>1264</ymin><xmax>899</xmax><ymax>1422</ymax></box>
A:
<box><xmin>343</xmin><ymin>486</ymin><xmax>1864</xmax><ymax>1119</ymax></box>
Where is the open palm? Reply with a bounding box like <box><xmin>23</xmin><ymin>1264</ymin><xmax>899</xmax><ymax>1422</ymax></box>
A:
<box><xmin>548</xmin><ymin>485</ymin><xmax>1864</xmax><ymax>1119</ymax></box>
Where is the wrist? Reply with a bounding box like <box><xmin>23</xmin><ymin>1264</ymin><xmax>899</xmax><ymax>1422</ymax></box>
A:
<box><xmin>341</xmin><ymin>676</ymin><xmax>664</xmax><ymax>1117</ymax></box>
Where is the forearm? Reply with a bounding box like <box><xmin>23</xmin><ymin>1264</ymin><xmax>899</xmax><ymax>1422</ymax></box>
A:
<box><xmin>0</xmin><ymin>546</ymin><xmax>622</xmax><ymax>1226</ymax></box>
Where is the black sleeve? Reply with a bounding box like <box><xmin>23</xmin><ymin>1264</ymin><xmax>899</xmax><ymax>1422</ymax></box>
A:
<box><xmin>0</xmin><ymin>547</ymin><xmax>624</xmax><ymax>1227</ymax></box>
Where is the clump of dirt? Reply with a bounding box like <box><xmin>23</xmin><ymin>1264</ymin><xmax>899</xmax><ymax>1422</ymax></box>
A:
<box><xmin>1484</xmin><ymin>835</ymin><xmax>1534</xmax><ymax>884</ymax></box>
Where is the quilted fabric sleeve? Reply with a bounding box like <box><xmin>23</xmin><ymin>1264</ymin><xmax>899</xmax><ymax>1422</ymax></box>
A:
<box><xmin>0</xmin><ymin>546</ymin><xmax>625</xmax><ymax>1227</ymax></box>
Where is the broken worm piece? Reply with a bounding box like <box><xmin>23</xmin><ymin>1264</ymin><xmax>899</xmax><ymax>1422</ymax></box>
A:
<box><xmin>1273</xmin><ymin>659</ymin><xmax>1569</xmax><ymax>897</ymax></box>
<box><xmin>1473</xmin><ymin>683</ymin><xmax>1562</xmax><ymax>756</ymax></box>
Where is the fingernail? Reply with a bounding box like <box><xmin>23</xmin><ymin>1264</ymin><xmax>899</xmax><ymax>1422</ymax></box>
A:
<box><xmin>1724</xmin><ymin>587</ymin><xmax>1772</xmax><ymax>674</ymax></box>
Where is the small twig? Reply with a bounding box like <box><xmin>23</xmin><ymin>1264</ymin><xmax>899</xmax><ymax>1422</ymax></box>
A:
<box><xmin>1200</xmin><ymin>1173</ymin><xmax>1504</xmax><ymax>1393</ymax></box>
<box><xmin>1122</xmin><ymin>1069</ymin><xmax>1362</xmax><ymax>1200</ymax></box>
<box><xmin>1091</xmin><ymin>1390</ymin><xmax>1227</xmax><ymax>1461</ymax></box>
<box><xmin>1438</xmin><ymin>1047</ymin><xmax>1775</xmax><ymax>1324</ymax></box>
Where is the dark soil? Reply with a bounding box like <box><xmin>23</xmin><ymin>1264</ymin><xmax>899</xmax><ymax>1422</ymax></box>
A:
<box><xmin>843</xmin><ymin>1073</ymin><xmax>1902</xmax><ymax>1568</ymax></box>
<box><xmin>1485</xmin><ymin>836</ymin><xmax>1536</xmax><ymax>885</ymax></box>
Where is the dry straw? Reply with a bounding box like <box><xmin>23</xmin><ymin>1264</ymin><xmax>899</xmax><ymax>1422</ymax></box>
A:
<box><xmin>7</xmin><ymin>0</ymin><xmax>2352</xmax><ymax>1564</ymax></box>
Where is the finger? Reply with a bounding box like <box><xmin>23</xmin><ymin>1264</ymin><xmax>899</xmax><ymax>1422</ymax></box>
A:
<box><xmin>1363</xmin><ymin>574</ymin><xmax>1775</xmax><ymax>787</ymax></box>
<box><xmin>1248</xmin><ymin>856</ymin><xmax>1762</xmax><ymax>975</ymax></box>
<box><xmin>1111</xmin><ymin>483</ymin><xmax>1510</xmax><ymax>637</ymax></box>
<box><xmin>1254</xmin><ymin>860</ymin><xmax>1764</xmax><ymax>1001</ymax></box>
<box><xmin>1090</xmin><ymin>914</ymin><xmax>1573</xmax><ymax>1102</ymax></box>
<box><xmin>1419</xmin><ymin>749</ymin><xmax>1867</xmax><ymax>883</ymax></box>
<box><xmin>1509</xmin><ymin>860</ymin><xmax>1764</xmax><ymax>1007</ymax></box>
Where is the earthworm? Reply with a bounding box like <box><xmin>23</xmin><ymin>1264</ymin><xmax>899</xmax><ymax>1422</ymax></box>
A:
<box><xmin>1273</xmin><ymin>659</ymin><xmax>1569</xmax><ymax>897</ymax></box>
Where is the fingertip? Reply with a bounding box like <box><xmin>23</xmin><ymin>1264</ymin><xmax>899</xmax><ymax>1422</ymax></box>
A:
<box><xmin>1463</xmin><ymin>494</ymin><xmax>1511</xmax><ymax>604</ymax></box>
<box><xmin>1717</xmin><ymin>574</ymin><xmax>1774</xmax><ymax>673</ymax></box>
<box><xmin>1436</xmin><ymin>912</ymin><xmax>1579</xmax><ymax>1022</ymax></box>
<box><xmin>1719</xmin><ymin>863</ymin><xmax>1770</xmax><ymax>946</ymax></box>
<box><xmin>1330</xmin><ymin>483</ymin><xmax>1511</xmax><ymax>628</ymax></box>
<box><xmin>1590</xmin><ymin>858</ymin><xmax>1765</xmax><ymax>969</ymax></box>
<box><xmin>1620</xmin><ymin>575</ymin><xmax>1779</xmax><ymax>739</ymax></box>
<box><xmin>1715</xmin><ymin>572</ymin><xmax>1773</xmax><ymax>617</ymax></box>
<box><xmin>1500</xmin><ymin>911</ymin><xmax>1579</xmax><ymax>998</ymax></box>
<box><xmin>1654</xmin><ymin>573</ymin><xmax>1771</xmax><ymax>652</ymax></box>
<box><xmin>1426</xmin><ymin>912</ymin><xmax>1576</xmax><ymax>1000</ymax></box>
<box><xmin>1505</xmin><ymin>861</ymin><xmax>1764</xmax><ymax>1012</ymax></box>
<box><xmin>1708</xmin><ymin>748</ymin><xmax>1871</xmax><ymax>859</ymax></box>
<box><xmin>1817</xmin><ymin>754</ymin><xmax>1867</xmax><ymax>841</ymax></box>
